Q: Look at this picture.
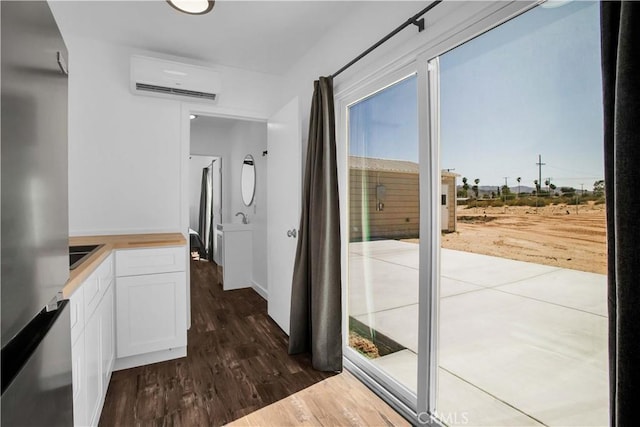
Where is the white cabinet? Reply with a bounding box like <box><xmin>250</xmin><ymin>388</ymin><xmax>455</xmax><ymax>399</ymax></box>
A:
<box><xmin>85</xmin><ymin>307</ymin><xmax>102</xmax><ymax>426</ymax></box>
<box><xmin>70</xmin><ymin>288</ymin><xmax>87</xmax><ymax>427</ymax></box>
<box><xmin>215</xmin><ymin>225</ymin><xmax>253</xmax><ymax>290</ymax></box>
<box><xmin>101</xmin><ymin>282</ymin><xmax>115</xmax><ymax>396</ymax></box>
<box><xmin>69</xmin><ymin>253</ymin><xmax>115</xmax><ymax>427</ymax></box>
<box><xmin>114</xmin><ymin>246</ymin><xmax>187</xmax><ymax>370</ymax></box>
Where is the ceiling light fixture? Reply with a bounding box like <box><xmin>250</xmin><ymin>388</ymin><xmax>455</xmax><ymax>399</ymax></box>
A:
<box><xmin>190</xmin><ymin>114</ymin><xmax>198</xmax><ymax>120</ymax></box>
<box><xmin>540</xmin><ymin>0</ymin><xmax>572</xmax><ymax>8</ymax></box>
<box><xmin>166</xmin><ymin>0</ymin><xmax>214</xmax><ymax>15</ymax></box>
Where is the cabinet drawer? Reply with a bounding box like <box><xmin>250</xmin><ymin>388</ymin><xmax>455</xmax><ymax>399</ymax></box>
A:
<box><xmin>115</xmin><ymin>246</ymin><xmax>186</xmax><ymax>277</ymax></box>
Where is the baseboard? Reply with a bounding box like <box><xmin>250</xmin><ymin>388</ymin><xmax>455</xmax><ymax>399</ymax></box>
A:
<box><xmin>251</xmin><ymin>280</ymin><xmax>268</xmax><ymax>300</ymax></box>
<box><xmin>114</xmin><ymin>346</ymin><xmax>187</xmax><ymax>371</ymax></box>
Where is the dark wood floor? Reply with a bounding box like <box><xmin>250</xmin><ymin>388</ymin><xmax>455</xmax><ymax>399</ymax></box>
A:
<box><xmin>100</xmin><ymin>260</ymin><xmax>333</xmax><ymax>426</ymax></box>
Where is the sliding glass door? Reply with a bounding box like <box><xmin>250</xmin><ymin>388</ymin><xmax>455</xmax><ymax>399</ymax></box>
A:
<box><xmin>342</xmin><ymin>2</ymin><xmax>606</xmax><ymax>425</ymax></box>
<box><xmin>346</xmin><ymin>70</ymin><xmax>420</xmax><ymax>409</ymax></box>
<box><xmin>435</xmin><ymin>2</ymin><xmax>606</xmax><ymax>426</ymax></box>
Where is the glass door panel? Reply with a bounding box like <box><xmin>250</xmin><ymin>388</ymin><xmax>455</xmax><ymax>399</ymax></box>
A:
<box><xmin>347</xmin><ymin>74</ymin><xmax>419</xmax><ymax>403</ymax></box>
<box><xmin>435</xmin><ymin>2</ymin><xmax>607</xmax><ymax>426</ymax></box>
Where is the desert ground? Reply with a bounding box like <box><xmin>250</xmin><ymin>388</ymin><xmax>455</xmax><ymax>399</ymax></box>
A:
<box><xmin>440</xmin><ymin>201</ymin><xmax>607</xmax><ymax>275</ymax></box>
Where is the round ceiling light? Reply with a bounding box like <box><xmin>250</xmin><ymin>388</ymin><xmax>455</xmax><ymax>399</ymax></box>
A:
<box><xmin>540</xmin><ymin>0</ymin><xmax>571</xmax><ymax>8</ymax></box>
<box><xmin>166</xmin><ymin>0</ymin><xmax>215</xmax><ymax>15</ymax></box>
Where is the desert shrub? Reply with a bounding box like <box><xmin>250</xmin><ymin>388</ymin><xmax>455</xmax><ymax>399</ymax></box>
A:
<box><xmin>524</xmin><ymin>198</ymin><xmax>548</xmax><ymax>207</ymax></box>
<box><xmin>507</xmin><ymin>198</ymin><xmax>529</xmax><ymax>207</ymax></box>
<box><xmin>566</xmin><ymin>198</ymin><xmax>586</xmax><ymax>205</ymax></box>
<box><xmin>595</xmin><ymin>197</ymin><xmax>606</xmax><ymax>205</ymax></box>
<box><xmin>506</xmin><ymin>197</ymin><xmax>547</xmax><ymax>207</ymax></box>
<box><xmin>580</xmin><ymin>195</ymin><xmax>600</xmax><ymax>202</ymax></box>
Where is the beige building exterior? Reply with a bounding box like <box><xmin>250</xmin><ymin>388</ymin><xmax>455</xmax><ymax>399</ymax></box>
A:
<box><xmin>440</xmin><ymin>171</ymin><xmax>459</xmax><ymax>233</ymax></box>
<box><xmin>349</xmin><ymin>156</ymin><xmax>458</xmax><ymax>242</ymax></box>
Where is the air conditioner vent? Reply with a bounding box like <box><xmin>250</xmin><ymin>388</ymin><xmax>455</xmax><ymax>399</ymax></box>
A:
<box><xmin>135</xmin><ymin>83</ymin><xmax>217</xmax><ymax>101</ymax></box>
<box><xmin>130</xmin><ymin>56</ymin><xmax>221</xmax><ymax>103</ymax></box>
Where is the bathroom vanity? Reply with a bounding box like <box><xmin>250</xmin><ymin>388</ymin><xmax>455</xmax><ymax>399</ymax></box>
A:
<box><xmin>214</xmin><ymin>223</ymin><xmax>253</xmax><ymax>290</ymax></box>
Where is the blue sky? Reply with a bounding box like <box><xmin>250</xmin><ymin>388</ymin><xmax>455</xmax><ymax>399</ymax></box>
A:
<box><xmin>349</xmin><ymin>1</ymin><xmax>603</xmax><ymax>190</ymax></box>
<box><xmin>349</xmin><ymin>76</ymin><xmax>417</xmax><ymax>162</ymax></box>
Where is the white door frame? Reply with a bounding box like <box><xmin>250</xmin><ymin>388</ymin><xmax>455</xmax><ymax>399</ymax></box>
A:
<box><xmin>179</xmin><ymin>103</ymin><xmax>267</xmax><ymax>328</ymax></box>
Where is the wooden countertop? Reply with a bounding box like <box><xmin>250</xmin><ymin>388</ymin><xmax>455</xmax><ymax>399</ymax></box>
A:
<box><xmin>63</xmin><ymin>233</ymin><xmax>186</xmax><ymax>298</ymax></box>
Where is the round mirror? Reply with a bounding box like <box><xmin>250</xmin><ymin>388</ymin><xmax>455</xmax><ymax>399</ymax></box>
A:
<box><xmin>241</xmin><ymin>155</ymin><xmax>256</xmax><ymax>206</ymax></box>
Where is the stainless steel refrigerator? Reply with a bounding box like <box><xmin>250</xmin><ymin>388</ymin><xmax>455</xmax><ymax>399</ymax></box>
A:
<box><xmin>1</xmin><ymin>1</ymin><xmax>73</xmax><ymax>425</ymax></box>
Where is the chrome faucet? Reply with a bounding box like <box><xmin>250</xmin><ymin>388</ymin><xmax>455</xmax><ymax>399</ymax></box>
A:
<box><xmin>235</xmin><ymin>212</ymin><xmax>248</xmax><ymax>224</ymax></box>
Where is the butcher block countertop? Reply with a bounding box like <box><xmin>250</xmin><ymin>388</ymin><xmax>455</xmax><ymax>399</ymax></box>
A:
<box><xmin>63</xmin><ymin>233</ymin><xmax>186</xmax><ymax>298</ymax></box>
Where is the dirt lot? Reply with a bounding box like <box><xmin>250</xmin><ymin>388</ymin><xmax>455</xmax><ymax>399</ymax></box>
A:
<box><xmin>440</xmin><ymin>202</ymin><xmax>607</xmax><ymax>275</ymax></box>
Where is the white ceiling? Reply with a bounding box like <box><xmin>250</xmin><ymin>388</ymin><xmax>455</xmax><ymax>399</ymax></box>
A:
<box><xmin>49</xmin><ymin>0</ymin><xmax>364</xmax><ymax>75</ymax></box>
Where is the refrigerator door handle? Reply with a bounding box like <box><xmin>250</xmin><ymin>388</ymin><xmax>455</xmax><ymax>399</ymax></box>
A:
<box><xmin>56</xmin><ymin>51</ymin><xmax>68</xmax><ymax>76</ymax></box>
<box><xmin>45</xmin><ymin>292</ymin><xmax>64</xmax><ymax>313</ymax></box>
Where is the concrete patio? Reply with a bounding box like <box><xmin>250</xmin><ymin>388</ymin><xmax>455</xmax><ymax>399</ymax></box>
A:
<box><xmin>349</xmin><ymin>240</ymin><xmax>608</xmax><ymax>426</ymax></box>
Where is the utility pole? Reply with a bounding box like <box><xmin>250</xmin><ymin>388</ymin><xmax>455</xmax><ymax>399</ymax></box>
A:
<box><xmin>536</xmin><ymin>154</ymin><xmax>545</xmax><ymax>193</ymax></box>
<box><xmin>503</xmin><ymin>177</ymin><xmax>509</xmax><ymax>202</ymax></box>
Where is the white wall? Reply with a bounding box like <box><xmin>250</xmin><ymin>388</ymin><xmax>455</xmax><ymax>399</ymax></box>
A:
<box><xmin>190</xmin><ymin>117</ymin><xmax>268</xmax><ymax>291</ymax></box>
<box><xmin>63</xmin><ymin>36</ymin><xmax>283</xmax><ymax>235</ymax></box>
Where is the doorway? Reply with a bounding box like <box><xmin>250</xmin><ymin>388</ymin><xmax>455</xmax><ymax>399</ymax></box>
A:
<box><xmin>186</xmin><ymin>114</ymin><xmax>269</xmax><ymax>292</ymax></box>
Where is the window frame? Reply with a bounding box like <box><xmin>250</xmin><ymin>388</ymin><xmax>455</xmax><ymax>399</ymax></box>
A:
<box><xmin>339</xmin><ymin>63</ymin><xmax>421</xmax><ymax>412</ymax></box>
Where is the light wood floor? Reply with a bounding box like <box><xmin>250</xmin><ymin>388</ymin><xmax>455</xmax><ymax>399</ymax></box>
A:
<box><xmin>227</xmin><ymin>371</ymin><xmax>410</xmax><ymax>426</ymax></box>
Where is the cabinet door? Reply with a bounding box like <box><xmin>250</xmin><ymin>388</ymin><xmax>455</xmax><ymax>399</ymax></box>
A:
<box><xmin>101</xmin><ymin>282</ymin><xmax>115</xmax><ymax>395</ymax></box>
<box><xmin>85</xmin><ymin>309</ymin><xmax>102</xmax><ymax>427</ymax></box>
<box><xmin>116</xmin><ymin>272</ymin><xmax>187</xmax><ymax>358</ymax></box>
<box><xmin>71</xmin><ymin>334</ymin><xmax>87</xmax><ymax>427</ymax></box>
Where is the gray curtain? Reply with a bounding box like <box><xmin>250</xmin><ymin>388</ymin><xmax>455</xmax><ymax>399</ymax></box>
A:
<box><xmin>601</xmin><ymin>2</ymin><xmax>640</xmax><ymax>425</ymax></box>
<box><xmin>288</xmin><ymin>76</ymin><xmax>342</xmax><ymax>372</ymax></box>
<box><xmin>208</xmin><ymin>194</ymin><xmax>214</xmax><ymax>262</ymax></box>
<box><xmin>198</xmin><ymin>167</ymin><xmax>209</xmax><ymax>259</ymax></box>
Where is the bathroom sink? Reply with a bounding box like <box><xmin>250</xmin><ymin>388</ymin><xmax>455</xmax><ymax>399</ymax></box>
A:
<box><xmin>69</xmin><ymin>244</ymin><xmax>103</xmax><ymax>270</ymax></box>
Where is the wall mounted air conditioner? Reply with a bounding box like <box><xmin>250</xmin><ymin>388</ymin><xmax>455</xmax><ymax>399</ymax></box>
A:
<box><xmin>130</xmin><ymin>55</ymin><xmax>221</xmax><ymax>102</ymax></box>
